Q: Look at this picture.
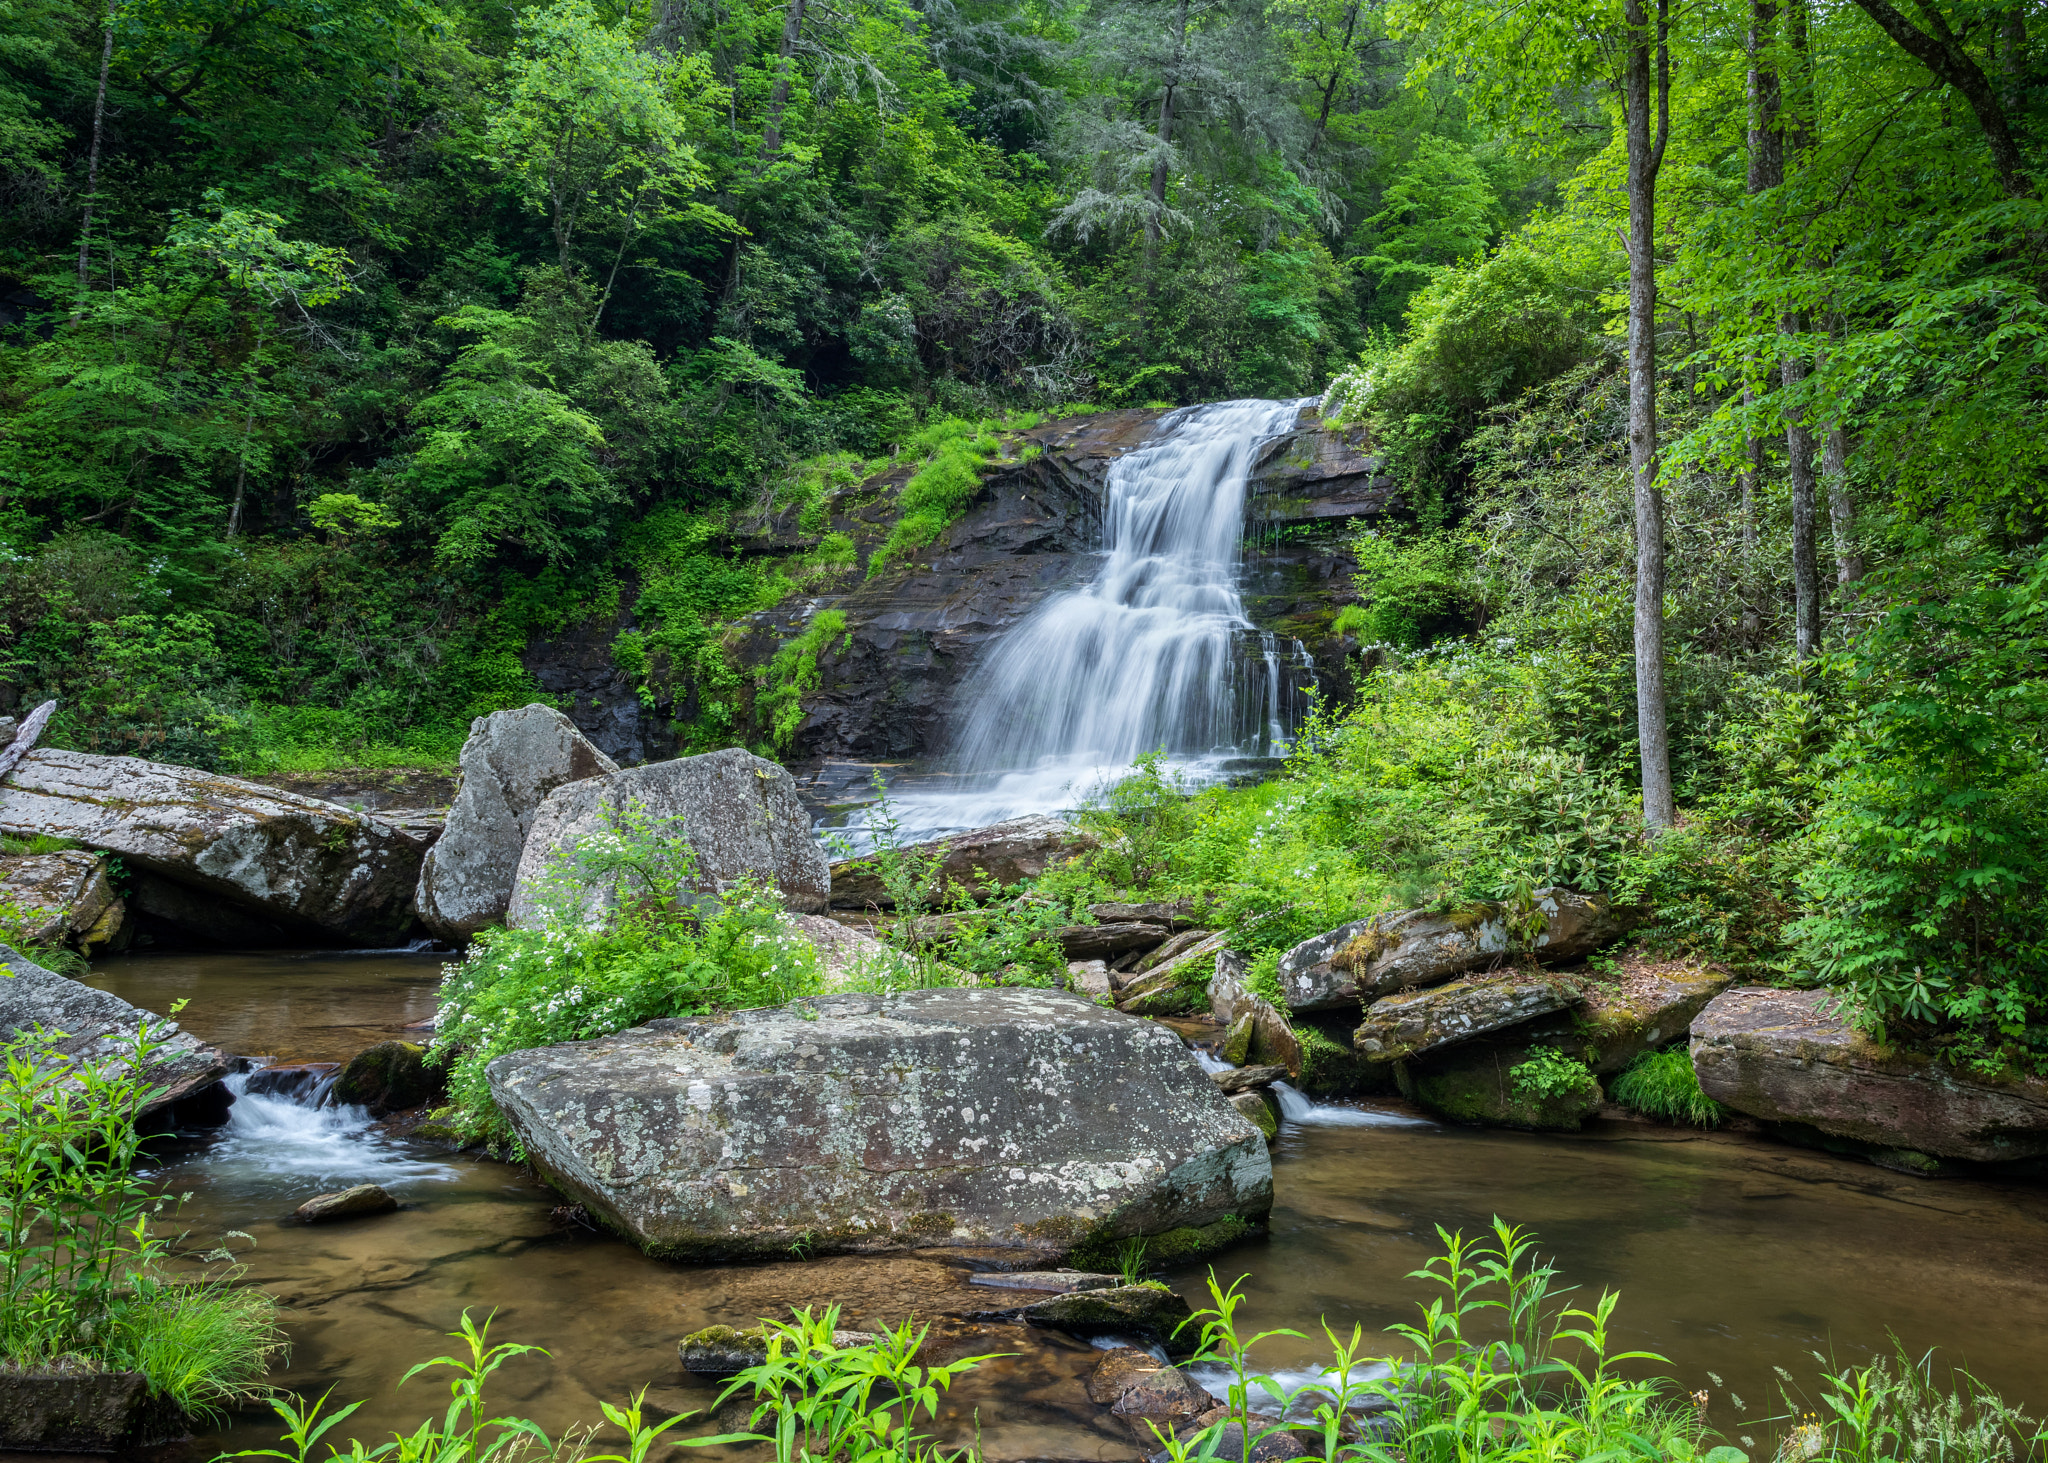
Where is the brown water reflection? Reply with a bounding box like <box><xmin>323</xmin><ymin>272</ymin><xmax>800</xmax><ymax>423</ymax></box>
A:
<box><xmin>77</xmin><ymin>956</ymin><xmax>2048</xmax><ymax>1463</ymax></box>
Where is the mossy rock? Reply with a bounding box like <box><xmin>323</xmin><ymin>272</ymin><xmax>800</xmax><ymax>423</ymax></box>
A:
<box><xmin>1411</xmin><ymin>1045</ymin><xmax>1602</xmax><ymax>1131</ymax></box>
<box><xmin>333</xmin><ymin>1041</ymin><xmax>443</xmax><ymax>1117</ymax></box>
<box><xmin>1294</xmin><ymin>1014</ymin><xmax>1392</xmax><ymax>1097</ymax></box>
<box><xmin>1019</xmin><ymin>1283</ymin><xmax>1198</xmax><ymax>1356</ymax></box>
<box><xmin>1067</xmin><ymin>1213</ymin><xmax>1256</xmax><ymax>1273</ymax></box>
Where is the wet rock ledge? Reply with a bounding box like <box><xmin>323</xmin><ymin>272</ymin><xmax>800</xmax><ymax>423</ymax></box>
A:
<box><xmin>488</xmin><ymin>987</ymin><xmax>1272</xmax><ymax>1261</ymax></box>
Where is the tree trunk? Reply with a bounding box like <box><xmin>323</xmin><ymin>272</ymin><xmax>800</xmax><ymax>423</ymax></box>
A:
<box><xmin>1783</xmin><ymin>0</ymin><xmax>1821</xmax><ymax>659</ymax></box>
<box><xmin>76</xmin><ymin>0</ymin><xmax>116</xmax><ymax>289</ymax></box>
<box><xmin>1146</xmin><ymin>0</ymin><xmax>1190</xmax><ymax>250</ymax></box>
<box><xmin>760</xmin><ymin>0</ymin><xmax>808</xmax><ymax>162</ymax></box>
<box><xmin>1823</xmin><ymin>425</ymin><xmax>1861</xmax><ymax>584</ymax></box>
<box><xmin>1306</xmin><ymin>2</ymin><xmax>1361</xmax><ymax>159</ymax></box>
<box><xmin>1847</xmin><ymin>0</ymin><xmax>2033</xmax><ymax>197</ymax></box>
<box><xmin>1625</xmin><ymin>0</ymin><xmax>1673</xmax><ymax>830</ymax></box>
<box><xmin>1738</xmin><ymin>0</ymin><xmax>1780</xmax><ymax>646</ymax></box>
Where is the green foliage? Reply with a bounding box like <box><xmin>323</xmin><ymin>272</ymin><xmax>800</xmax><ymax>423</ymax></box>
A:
<box><xmin>1</xmin><ymin>1022</ymin><xmax>282</xmax><ymax>1417</ymax></box>
<box><xmin>759</xmin><ymin>610</ymin><xmax>850</xmax><ymax>752</ymax></box>
<box><xmin>1610</xmin><ymin>1049</ymin><xmax>1727</xmax><ymax>1129</ymax></box>
<box><xmin>431</xmin><ymin>800</ymin><xmax>821</xmax><ymax>1145</ymax></box>
<box><xmin>868</xmin><ymin>418</ymin><xmax>1005</xmax><ymax>574</ymax></box>
<box><xmin>1339</xmin><ymin>528</ymin><xmax>1473</xmax><ymax>649</ymax></box>
<box><xmin>1508</xmin><ymin>1045</ymin><xmax>1599</xmax><ymax>1102</ymax></box>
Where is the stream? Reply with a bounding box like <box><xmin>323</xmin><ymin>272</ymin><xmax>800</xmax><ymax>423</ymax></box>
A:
<box><xmin>80</xmin><ymin>951</ymin><xmax>2048</xmax><ymax>1461</ymax></box>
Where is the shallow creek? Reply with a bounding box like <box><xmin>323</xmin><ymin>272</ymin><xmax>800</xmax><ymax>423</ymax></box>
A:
<box><xmin>79</xmin><ymin>952</ymin><xmax>2048</xmax><ymax>1460</ymax></box>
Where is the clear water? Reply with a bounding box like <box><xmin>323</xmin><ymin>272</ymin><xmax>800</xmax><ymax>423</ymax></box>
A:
<box><xmin>76</xmin><ymin>957</ymin><xmax>2048</xmax><ymax>1462</ymax></box>
<box><xmin>858</xmin><ymin>399</ymin><xmax>1316</xmax><ymax>842</ymax></box>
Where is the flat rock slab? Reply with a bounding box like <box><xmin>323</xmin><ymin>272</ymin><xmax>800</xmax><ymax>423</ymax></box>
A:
<box><xmin>0</xmin><ymin>748</ymin><xmax>425</xmax><ymax>942</ymax></box>
<box><xmin>1281</xmin><ymin>889</ymin><xmax>1622</xmax><ymax>1012</ymax></box>
<box><xmin>1353</xmin><ymin>972</ymin><xmax>1585</xmax><ymax>1064</ymax></box>
<box><xmin>1691</xmin><ymin>987</ymin><xmax>2048</xmax><ymax>1164</ymax></box>
<box><xmin>417</xmin><ymin>704</ymin><xmax>617</xmax><ymax>939</ymax></box>
<box><xmin>1210</xmin><ymin>1065</ymin><xmax>1288</xmax><ymax>1095</ymax></box>
<box><xmin>0</xmin><ymin>945</ymin><xmax>226</xmax><ymax>1122</ymax></box>
<box><xmin>966</xmin><ymin>1270</ymin><xmax>1119</xmax><ymax>1293</ymax></box>
<box><xmin>488</xmin><ymin>988</ymin><xmax>1271</xmax><ymax>1261</ymax></box>
<box><xmin>508</xmin><ymin>747</ymin><xmax>829</xmax><ymax>925</ymax></box>
<box><xmin>829</xmin><ymin>815</ymin><xmax>1096</xmax><ymax>909</ymax></box>
<box><xmin>1116</xmin><ymin>932</ymin><xmax>1230</xmax><ymax>1017</ymax></box>
<box><xmin>1579</xmin><ymin>961</ymin><xmax>1731</xmax><ymax>1073</ymax></box>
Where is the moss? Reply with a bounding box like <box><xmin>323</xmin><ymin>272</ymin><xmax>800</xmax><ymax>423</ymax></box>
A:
<box><xmin>1413</xmin><ymin>1052</ymin><xmax>1601</xmax><ymax>1131</ymax></box>
<box><xmin>1295</xmin><ymin>1015</ymin><xmax>1387</xmax><ymax>1097</ymax></box>
<box><xmin>1067</xmin><ymin>1214</ymin><xmax>1256</xmax><ymax>1272</ymax></box>
<box><xmin>1330</xmin><ymin>927</ymin><xmax>1393</xmax><ymax>971</ymax></box>
<box><xmin>904</xmin><ymin>1210</ymin><xmax>955</xmax><ymax>1235</ymax></box>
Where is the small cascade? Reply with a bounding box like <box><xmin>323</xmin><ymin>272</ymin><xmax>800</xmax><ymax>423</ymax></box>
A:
<box><xmin>194</xmin><ymin>1069</ymin><xmax>454</xmax><ymax>1194</ymax></box>
<box><xmin>1269</xmin><ymin>1082</ymin><xmax>1435</xmax><ymax>1129</ymax></box>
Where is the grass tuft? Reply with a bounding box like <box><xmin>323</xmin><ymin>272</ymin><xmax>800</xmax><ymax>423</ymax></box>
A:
<box><xmin>1610</xmin><ymin>1047</ymin><xmax>1727</xmax><ymax>1128</ymax></box>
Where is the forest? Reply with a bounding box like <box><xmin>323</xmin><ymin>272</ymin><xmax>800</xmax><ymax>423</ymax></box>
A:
<box><xmin>1</xmin><ymin>0</ymin><xmax>2044</xmax><ymax>1072</ymax></box>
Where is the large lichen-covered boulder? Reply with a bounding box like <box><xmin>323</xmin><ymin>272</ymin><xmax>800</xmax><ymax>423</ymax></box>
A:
<box><xmin>0</xmin><ymin>749</ymin><xmax>426</xmax><ymax>943</ymax></box>
<box><xmin>1279</xmin><ymin>889</ymin><xmax>1622</xmax><ymax>1013</ymax></box>
<box><xmin>0</xmin><ymin>945</ymin><xmax>227</xmax><ymax>1123</ymax></box>
<box><xmin>487</xmin><ymin>988</ymin><xmax>1272</xmax><ymax>1260</ymax></box>
<box><xmin>1353</xmin><ymin>971</ymin><xmax>1585</xmax><ymax>1064</ymax></box>
<box><xmin>0</xmin><ymin>850</ymin><xmax>125</xmax><ymax>953</ymax></box>
<box><xmin>417</xmin><ymin>705</ymin><xmax>618</xmax><ymax>939</ymax></box>
<box><xmin>827</xmin><ymin>815</ymin><xmax>1095</xmax><ymax>909</ymax></box>
<box><xmin>506</xmin><ymin>747</ymin><xmax>830</xmax><ymax>925</ymax></box>
<box><xmin>1691</xmin><ymin>987</ymin><xmax>2048</xmax><ymax>1164</ymax></box>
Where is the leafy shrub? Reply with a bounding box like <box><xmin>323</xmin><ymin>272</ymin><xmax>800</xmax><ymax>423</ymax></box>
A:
<box><xmin>1610</xmin><ymin>1048</ymin><xmax>1726</xmax><ymax>1129</ymax></box>
<box><xmin>432</xmin><ymin>803</ymin><xmax>821</xmax><ymax>1145</ymax></box>
<box><xmin>1508</xmin><ymin>1045</ymin><xmax>1599</xmax><ymax>1102</ymax></box>
<box><xmin>758</xmin><ymin>610</ymin><xmax>850</xmax><ymax>752</ymax></box>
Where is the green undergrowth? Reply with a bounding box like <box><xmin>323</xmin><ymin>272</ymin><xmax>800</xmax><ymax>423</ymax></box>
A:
<box><xmin>1610</xmin><ymin>1048</ymin><xmax>1728</xmax><ymax>1129</ymax></box>
<box><xmin>758</xmin><ymin>610</ymin><xmax>850</xmax><ymax>752</ymax></box>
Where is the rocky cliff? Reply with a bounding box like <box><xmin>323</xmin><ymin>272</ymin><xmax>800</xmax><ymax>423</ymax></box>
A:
<box><xmin>525</xmin><ymin>404</ymin><xmax>1395</xmax><ymax>769</ymax></box>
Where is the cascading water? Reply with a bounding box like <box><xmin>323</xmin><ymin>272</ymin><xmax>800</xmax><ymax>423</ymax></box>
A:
<box><xmin>870</xmin><ymin>398</ymin><xmax>1315</xmax><ymax>836</ymax></box>
<box><xmin>188</xmin><ymin>1070</ymin><xmax>455</xmax><ymax>1194</ymax></box>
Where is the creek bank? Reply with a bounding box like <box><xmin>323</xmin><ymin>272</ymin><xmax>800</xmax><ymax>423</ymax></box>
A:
<box><xmin>486</xmin><ymin>987</ymin><xmax>1271</xmax><ymax>1261</ymax></box>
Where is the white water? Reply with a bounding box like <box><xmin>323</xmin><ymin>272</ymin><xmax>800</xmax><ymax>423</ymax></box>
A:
<box><xmin>1189</xmin><ymin>1044</ymin><xmax>1433</xmax><ymax>1129</ymax></box>
<box><xmin>192</xmin><ymin>1071</ymin><xmax>456</xmax><ymax>1195</ymax></box>
<box><xmin>858</xmin><ymin>399</ymin><xmax>1314</xmax><ymax>840</ymax></box>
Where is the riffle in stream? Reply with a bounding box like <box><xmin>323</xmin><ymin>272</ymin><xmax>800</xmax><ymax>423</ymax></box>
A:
<box><xmin>80</xmin><ymin>952</ymin><xmax>2048</xmax><ymax>1460</ymax></box>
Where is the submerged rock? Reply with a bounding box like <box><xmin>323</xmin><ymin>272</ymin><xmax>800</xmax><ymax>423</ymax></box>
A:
<box><xmin>1017</xmin><ymin>1282</ymin><xmax>1198</xmax><ymax>1355</ymax></box>
<box><xmin>0</xmin><ymin>850</ymin><xmax>125</xmax><ymax>954</ymax></box>
<box><xmin>333</xmin><ymin>1041</ymin><xmax>442</xmax><ymax>1116</ymax></box>
<box><xmin>827</xmin><ymin>815</ymin><xmax>1096</xmax><ymax>909</ymax></box>
<box><xmin>1089</xmin><ymin>1348</ymin><xmax>1214</xmax><ymax>1418</ymax></box>
<box><xmin>1280</xmin><ymin>890</ymin><xmax>1623</xmax><ymax>1013</ymax></box>
<box><xmin>296</xmin><ymin>1183</ymin><xmax>399</xmax><ymax>1223</ymax></box>
<box><xmin>1353</xmin><ymin>972</ymin><xmax>1585</xmax><ymax>1064</ymax></box>
<box><xmin>1691</xmin><ymin>987</ymin><xmax>2048</xmax><ymax>1164</ymax></box>
<box><xmin>0</xmin><ymin>945</ymin><xmax>227</xmax><ymax>1124</ymax></box>
<box><xmin>677</xmin><ymin>1323</ymin><xmax>880</xmax><ymax>1377</ymax></box>
<box><xmin>507</xmin><ymin>746</ymin><xmax>830</xmax><ymax>926</ymax></box>
<box><xmin>417</xmin><ymin>704</ymin><xmax>618</xmax><ymax>939</ymax></box>
<box><xmin>965</xmin><ymin>1270</ymin><xmax>1119</xmax><ymax>1293</ymax></box>
<box><xmin>0</xmin><ymin>749</ymin><xmax>425</xmax><ymax>944</ymax></box>
<box><xmin>487</xmin><ymin>988</ymin><xmax>1272</xmax><ymax>1261</ymax></box>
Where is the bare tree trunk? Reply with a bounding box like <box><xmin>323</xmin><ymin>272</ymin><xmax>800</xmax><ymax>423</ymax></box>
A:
<box><xmin>760</xmin><ymin>0</ymin><xmax>807</xmax><ymax>161</ymax></box>
<box><xmin>227</xmin><ymin>327</ymin><xmax>264</xmax><ymax>540</ymax></box>
<box><xmin>1738</xmin><ymin>0</ymin><xmax>1780</xmax><ymax>646</ymax></box>
<box><xmin>1306</xmin><ymin>2</ymin><xmax>1361</xmax><ymax>159</ymax></box>
<box><xmin>1783</xmin><ymin>0</ymin><xmax>1821</xmax><ymax>659</ymax></box>
<box><xmin>1625</xmin><ymin>0</ymin><xmax>1674</xmax><ymax>830</ymax></box>
<box><xmin>1145</xmin><ymin>0</ymin><xmax>1190</xmax><ymax>252</ymax></box>
<box><xmin>76</xmin><ymin>0</ymin><xmax>116</xmax><ymax>289</ymax></box>
<box><xmin>1822</xmin><ymin>425</ymin><xmax>1861</xmax><ymax>584</ymax></box>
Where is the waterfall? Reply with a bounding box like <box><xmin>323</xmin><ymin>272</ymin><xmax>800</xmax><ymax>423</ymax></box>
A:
<box><xmin>873</xmin><ymin>399</ymin><xmax>1313</xmax><ymax>836</ymax></box>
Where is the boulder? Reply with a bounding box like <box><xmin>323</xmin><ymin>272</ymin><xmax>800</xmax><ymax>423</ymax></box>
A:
<box><xmin>1116</xmin><ymin>932</ymin><xmax>1229</xmax><ymax>1016</ymax></box>
<box><xmin>1149</xmin><ymin>1418</ymin><xmax>1310</xmax><ymax>1463</ymax></box>
<box><xmin>0</xmin><ymin>749</ymin><xmax>426</xmax><ymax>944</ymax></box>
<box><xmin>332</xmin><ymin>1040</ymin><xmax>442</xmax><ymax>1116</ymax></box>
<box><xmin>1208</xmin><ymin>954</ymin><xmax>1302</xmax><ymax>1076</ymax></box>
<box><xmin>827</xmin><ymin>815</ymin><xmax>1095</xmax><ymax>909</ymax></box>
<box><xmin>1016</xmin><ymin>1282</ymin><xmax>1199</xmax><ymax>1355</ymax></box>
<box><xmin>1089</xmin><ymin>1349</ymin><xmax>1214</xmax><ymax>1419</ymax></box>
<box><xmin>295</xmin><ymin>1183</ymin><xmax>399</xmax><ymax>1223</ymax></box>
<box><xmin>416</xmin><ymin>705</ymin><xmax>619</xmax><ymax>939</ymax></box>
<box><xmin>1210</xmin><ymin>1065</ymin><xmax>1287</xmax><ymax>1096</ymax></box>
<box><xmin>1691</xmin><ymin>987</ymin><xmax>2048</xmax><ymax>1164</ymax></box>
<box><xmin>1577</xmin><ymin>961</ymin><xmax>1732</xmax><ymax>1074</ymax></box>
<box><xmin>1067</xmin><ymin>959</ymin><xmax>1112</xmax><ymax>999</ymax></box>
<box><xmin>506</xmin><ymin>747</ymin><xmax>830</xmax><ymax>926</ymax></box>
<box><xmin>1410</xmin><ymin>1043</ymin><xmax>1603</xmax><ymax>1131</ymax></box>
<box><xmin>486</xmin><ymin>988</ymin><xmax>1272</xmax><ymax>1261</ymax></box>
<box><xmin>788</xmin><ymin>914</ymin><xmax>895</xmax><ymax>987</ymax></box>
<box><xmin>0</xmin><ymin>945</ymin><xmax>227</xmax><ymax>1123</ymax></box>
<box><xmin>0</xmin><ymin>850</ymin><xmax>124</xmax><ymax>952</ymax></box>
<box><xmin>678</xmin><ymin>1324</ymin><xmax>879</xmax><ymax>1377</ymax></box>
<box><xmin>1279</xmin><ymin>890</ymin><xmax>1623</xmax><ymax>1013</ymax></box>
<box><xmin>1228</xmin><ymin>1089</ymin><xmax>1279</xmax><ymax>1140</ymax></box>
<box><xmin>1352</xmin><ymin>972</ymin><xmax>1585</xmax><ymax>1064</ymax></box>
<box><xmin>0</xmin><ymin>1367</ymin><xmax>182</xmax><ymax>1451</ymax></box>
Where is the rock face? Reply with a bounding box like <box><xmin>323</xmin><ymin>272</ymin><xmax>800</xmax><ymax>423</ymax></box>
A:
<box><xmin>0</xmin><ymin>945</ymin><xmax>227</xmax><ymax>1122</ymax></box>
<box><xmin>0</xmin><ymin>850</ymin><xmax>125</xmax><ymax>952</ymax></box>
<box><xmin>827</xmin><ymin>815</ymin><xmax>1095</xmax><ymax>909</ymax></box>
<box><xmin>487</xmin><ymin>988</ymin><xmax>1272</xmax><ymax>1261</ymax></box>
<box><xmin>1353</xmin><ymin>972</ymin><xmax>1585</xmax><ymax>1064</ymax></box>
<box><xmin>0</xmin><ymin>749</ymin><xmax>426</xmax><ymax>944</ymax></box>
<box><xmin>417</xmin><ymin>705</ymin><xmax>618</xmax><ymax>938</ymax></box>
<box><xmin>1691</xmin><ymin>987</ymin><xmax>2048</xmax><ymax>1164</ymax></box>
<box><xmin>1208</xmin><ymin>954</ymin><xmax>1303</xmax><ymax>1077</ymax></box>
<box><xmin>506</xmin><ymin>747</ymin><xmax>830</xmax><ymax>926</ymax></box>
<box><xmin>0</xmin><ymin>1367</ymin><xmax>181</xmax><ymax>1451</ymax></box>
<box><xmin>1280</xmin><ymin>890</ymin><xmax>1622</xmax><ymax>1012</ymax></box>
